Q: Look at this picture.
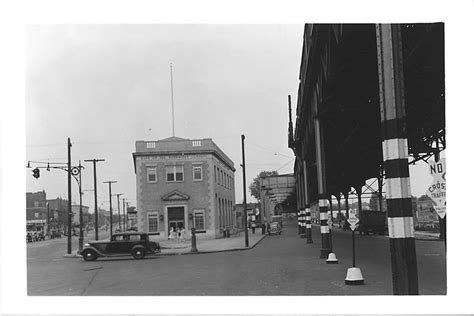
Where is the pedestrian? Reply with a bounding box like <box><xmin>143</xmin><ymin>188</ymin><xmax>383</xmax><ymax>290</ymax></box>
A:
<box><xmin>168</xmin><ymin>227</ymin><xmax>175</xmax><ymax>241</ymax></box>
<box><xmin>251</xmin><ymin>222</ymin><xmax>256</xmax><ymax>234</ymax></box>
<box><xmin>179</xmin><ymin>228</ymin><xmax>186</xmax><ymax>242</ymax></box>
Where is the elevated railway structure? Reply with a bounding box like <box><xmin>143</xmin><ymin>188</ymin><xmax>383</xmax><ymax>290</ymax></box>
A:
<box><xmin>288</xmin><ymin>23</ymin><xmax>444</xmax><ymax>295</ymax></box>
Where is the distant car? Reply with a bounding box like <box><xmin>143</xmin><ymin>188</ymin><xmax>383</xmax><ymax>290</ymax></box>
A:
<box><xmin>268</xmin><ymin>221</ymin><xmax>282</xmax><ymax>235</ymax></box>
<box><xmin>80</xmin><ymin>232</ymin><xmax>161</xmax><ymax>261</ymax></box>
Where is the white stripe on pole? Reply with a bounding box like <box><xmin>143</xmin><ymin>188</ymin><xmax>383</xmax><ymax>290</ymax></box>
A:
<box><xmin>319</xmin><ymin>199</ymin><xmax>329</xmax><ymax>207</ymax></box>
<box><xmin>320</xmin><ymin>226</ymin><xmax>330</xmax><ymax>234</ymax></box>
<box><xmin>382</xmin><ymin>138</ymin><xmax>408</xmax><ymax>160</ymax></box>
<box><xmin>388</xmin><ymin>217</ymin><xmax>415</xmax><ymax>238</ymax></box>
<box><xmin>306</xmin><ymin>223</ymin><xmax>311</xmax><ymax>228</ymax></box>
<box><xmin>320</xmin><ymin>212</ymin><xmax>329</xmax><ymax>220</ymax></box>
<box><xmin>386</xmin><ymin>177</ymin><xmax>412</xmax><ymax>199</ymax></box>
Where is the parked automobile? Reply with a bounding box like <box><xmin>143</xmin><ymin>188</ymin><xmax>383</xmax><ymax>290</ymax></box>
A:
<box><xmin>80</xmin><ymin>232</ymin><xmax>161</xmax><ymax>261</ymax></box>
<box><xmin>50</xmin><ymin>230</ymin><xmax>62</xmax><ymax>238</ymax></box>
<box><xmin>268</xmin><ymin>221</ymin><xmax>282</xmax><ymax>235</ymax></box>
<box><xmin>36</xmin><ymin>231</ymin><xmax>45</xmax><ymax>241</ymax></box>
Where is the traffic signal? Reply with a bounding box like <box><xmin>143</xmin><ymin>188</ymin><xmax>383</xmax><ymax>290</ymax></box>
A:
<box><xmin>32</xmin><ymin>168</ymin><xmax>40</xmax><ymax>179</ymax></box>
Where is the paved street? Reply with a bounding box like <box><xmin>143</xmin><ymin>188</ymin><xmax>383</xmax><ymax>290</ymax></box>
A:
<box><xmin>27</xmin><ymin>220</ymin><xmax>446</xmax><ymax>295</ymax></box>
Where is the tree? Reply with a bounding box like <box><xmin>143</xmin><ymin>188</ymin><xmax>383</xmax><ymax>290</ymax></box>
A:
<box><xmin>249</xmin><ymin>170</ymin><xmax>279</xmax><ymax>202</ymax></box>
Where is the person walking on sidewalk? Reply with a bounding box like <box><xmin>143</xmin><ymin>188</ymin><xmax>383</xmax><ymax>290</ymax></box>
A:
<box><xmin>179</xmin><ymin>228</ymin><xmax>186</xmax><ymax>242</ymax></box>
<box><xmin>168</xmin><ymin>227</ymin><xmax>177</xmax><ymax>241</ymax></box>
<box><xmin>251</xmin><ymin>222</ymin><xmax>256</xmax><ymax>234</ymax></box>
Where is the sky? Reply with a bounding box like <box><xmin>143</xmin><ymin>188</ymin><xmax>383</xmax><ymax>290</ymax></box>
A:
<box><xmin>25</xmin><ymin>24</ymin><xmax>303</xmax><ymax>210</ymax></box>
<box><xmin>24</xmin><ymin>24</ymin><xmax>441</xmax><ymax>213</ymax></box>
<box><xmin>2</xmin><ymin>0</ymin><xmax>474</xmax><ymax>314</ymax></box>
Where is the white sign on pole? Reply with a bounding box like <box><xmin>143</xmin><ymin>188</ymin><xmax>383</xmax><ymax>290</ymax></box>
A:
<box><xmin>327</xmin><ymin>217</ymin><xmax>333</xmax><ymax>227</ymax></box>
<box><xmin>347</xmin><ymin>209</ymin><xmax>359</xmax><ymax>231</ymax></box>
<box><xmin>426</xmin><ymin>158</ymin><xmax>446</xmax><ymax>218</ymax></box>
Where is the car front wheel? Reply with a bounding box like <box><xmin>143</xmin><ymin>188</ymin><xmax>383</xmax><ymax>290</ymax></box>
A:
<box><xmin>82</xmin><ymin>250</ymin><xmax>97</xmax><ymax>261</ymax></box>
<box><xmin>132</xmin><ymin>247</ymin><xmax>146</xmax><ymax>259</ymax></box>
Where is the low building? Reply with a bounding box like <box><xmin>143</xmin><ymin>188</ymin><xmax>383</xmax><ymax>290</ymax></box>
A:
<box><xmin>46</xmin><ymin>197</ymin><xmax>69</xmax><ymax>232</ymax></box>
<box><xmin>414</xmin><ymin>198</ymin><xmax>439</xmax><ymax>230</ymax></box>
<box><xmin>26</xmin><ymin>191</ymin><xmax>48</xmax><ymax>232</ymax></box>
<box><xmin>132</xmin><ymin>136</ymin><xmax>236</xmax><ymax>239</ymax></box>
<box><xmin>71</xmin><ymin>205</ymin><xmax>90</xmax><ymax>226</ymax></box>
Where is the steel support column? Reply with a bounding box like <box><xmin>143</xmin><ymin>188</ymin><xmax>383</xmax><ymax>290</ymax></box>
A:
<box><xmin>376</xmin><ymin>23</ymin><xmax>419</xmax><ymax>295</ymax></box>
<box><xmin>318</xmin><ymin>198</ymin><xmax>330</xmax><ymax>258</ymax></box>
<box><xmin>378</xmin><ymin>169</ymin><xmax>384</xmax><ymax>212</ymax></box>
<box><xmin>336</xmin><ymin>195</ymin><xmax>342</xmax><ymax>228</ymax></box>
<box><xmin>344</xmin><ymin>192</ymin><xmax>350</xmax><ymax>222</ymax></box>
<box><xmin>314</xmin><ymin>110</ymin><xmax>330</xmax><ymax>257</ymax></box>
<box><xmin>303</xmin><ymin>160</ymin><xmax>313</xmax><ymax>243</ymax></box>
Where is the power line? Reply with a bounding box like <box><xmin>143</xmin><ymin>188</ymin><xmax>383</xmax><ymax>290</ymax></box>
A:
<box><xmin>246</xmin><ymin>141</ymin><xmax>294</xmax><ymax>159</ymax></box>
<box><xmin>275</xmin><ymin>157</ymin><xmax>296</xmax><ymax>172</ymax></box>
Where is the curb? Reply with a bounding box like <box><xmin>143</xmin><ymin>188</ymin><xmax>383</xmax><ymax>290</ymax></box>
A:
<box><xmin>159</xmin><ymin>234</ymin><xmax>268</xmax><ymax>256</ymax></box>
<box><xmin>62</xmin><ymin>235</ymin><xmax>268</xmax><ymax>258</ymax></box>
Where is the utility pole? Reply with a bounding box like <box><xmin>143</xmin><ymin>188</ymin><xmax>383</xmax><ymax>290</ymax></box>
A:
<box><xmin>115</xmin><ymin>193</ymin><xmax>123</xmax><ymax>232</ymax></box>
<box><xmin>104</xmin><ymin>181</ymin><xmax>117</xmax><ymax>240</ymax></box>
<box><xmin>170</xmin><ymin>62</ymin><xmax>175</xmax><ymax>137</ymax></box>
<box><xmin>121</xmin><ymin>198</ymin><xmax>127</xmax><ymax>231</ymax></box>
<box><xmin>67</xmin><ymin>138</ymin><xmax>72</xmax><ymax>254</ymax></box>
<box><xmin>78</xmin><ymin>160</ymin><xmax>84</xmax><ymax>252</ymax></box>
<box><xmin>84</xmin><ymin>158</ymin><xmax>105</xmax><ymax>240</ymax></box>
<box><xmin>241</xmin><ymin>134</ymin><xmax>249</xmax><ymax>247</ymax></box>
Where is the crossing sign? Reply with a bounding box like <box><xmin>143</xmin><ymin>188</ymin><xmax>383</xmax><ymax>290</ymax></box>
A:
<box><xmin>347</xmin><ymin>209</ymin><xmax>359</xmax><ymax>231</ymax></box>
<box><xmin>427</xmin><ymin>158</ymin><xmax>446</xmax><ymax>218</ymax></box>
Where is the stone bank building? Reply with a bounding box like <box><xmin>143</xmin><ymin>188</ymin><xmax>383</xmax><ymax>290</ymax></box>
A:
<box><xmin>132</xmin><ymin>136</ymin><xmax>236</xmax><ymax>240</ymax></box>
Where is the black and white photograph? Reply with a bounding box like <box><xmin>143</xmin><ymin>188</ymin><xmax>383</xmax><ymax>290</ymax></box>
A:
<box><xmin>1</xmin><ymin>0</ymin><xmax>474</xmax><ymax>315</ymax></box>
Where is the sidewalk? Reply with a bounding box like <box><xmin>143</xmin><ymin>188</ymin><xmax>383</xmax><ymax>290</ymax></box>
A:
<box><xmin>159</xmin><ymin>231</ymin><xmax>267</xmax><ymax>255</ymax></box>
<box><xmin>316</xmin><ymin>224</ymin><xmax>442</xmax><ymax>241</ymax></box>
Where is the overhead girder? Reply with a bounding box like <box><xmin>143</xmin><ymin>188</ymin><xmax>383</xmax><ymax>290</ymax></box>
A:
<box><xmin>290</xmin><ymin>23</ymin><xmax>444</xmax><ymax>203</ymax></box>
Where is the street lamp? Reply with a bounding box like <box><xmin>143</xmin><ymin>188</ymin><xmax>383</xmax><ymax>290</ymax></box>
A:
<box><xmin>188</xmin><ymin>213</ymin><xmax>198</xmax><ymax>253</ymax></box>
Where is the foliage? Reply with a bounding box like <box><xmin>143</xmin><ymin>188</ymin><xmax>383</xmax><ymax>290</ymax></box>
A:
<box><xmin>249</xmin><ymin>170</ymin><xmax>279</xmax><ymax>201</ymax></box>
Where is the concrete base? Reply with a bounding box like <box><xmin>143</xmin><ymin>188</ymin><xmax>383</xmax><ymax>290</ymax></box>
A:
<box><xmin>326</xmin><ymin>252</ymin><xmax>338</xmax><ymax>264</ymax></box>
<box><xmin>345</xmin><ymin>267</ymin><xmax>364</xmax><ymax>285</ymax></box>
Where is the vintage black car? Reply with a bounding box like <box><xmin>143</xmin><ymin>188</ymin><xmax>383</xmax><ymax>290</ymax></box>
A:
<box><xmin>80</xmin><ymin>232</ymin><xmax>161</xmax><ymax>261</ymax></box>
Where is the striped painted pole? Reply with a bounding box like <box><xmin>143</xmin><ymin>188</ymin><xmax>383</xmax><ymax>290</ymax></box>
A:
<box><xmin>297</xmin><ymin>210</ymin><xmax>302</xmax><ymax>234</ymax></box>
<box><xmin>303</xmin><ymin>161</ymin><xmax>313</xmax><ymax>243</ymax></box>
<box><xmin>306</xmin><ymin>207</ymin><xmax>313</xmax><ymax>243</ymax></box>
<box><xmin>376</xmin><ymin>23</ymin><xmax>419</xmax><ymax>295</ymax></box>
<box><xmin>300</xmin><ymin>208</ymin><xmax>306</xmax><ymax>238</ymax></box>
<box><xmin>319</xmin><ymin>198</ymin><xmax>330</xmax><ymax>258</ymax></box>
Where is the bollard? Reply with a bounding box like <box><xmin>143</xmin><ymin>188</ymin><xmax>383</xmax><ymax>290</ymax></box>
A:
<box><xmin>190</xmin><ymin>227</ymin><xmax>198</xmax><ymax>253</ymax></box>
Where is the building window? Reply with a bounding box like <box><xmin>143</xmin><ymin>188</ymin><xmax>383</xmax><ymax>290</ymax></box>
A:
<box><xmin>192</xmin><ymin>140</ymin><xmax>201</xmax><ymax>147</ymax></box>
<box><xmin>220</xmin><ymin>170</ymin><xmax>223</xmax><ymax>186</ymax></box>
<box><xmin>147</xmin><ymin>167</ymin><xmax>157</xmax><ymax>183</ymax></box>
<box><xmin>166</xmin><ymin>165</ymin><xmax>184</xmax><ymax>182</ymax></box>
<box><xmin>146</xmin><ymin>142</ymin><xmax>156</xmax><ymax>149</ymax></box>
<box><xmin>148</xmin><ymin>212</ymin><xmax>158</xmax><ymax>232</ymax></box>
<box><xmin>193</xmin><ymin>166</ymin><xmax>203</xmax><ymax>181</ymax></box>
<box><xmin>193</xmin><ymin>209</ymin><xmax>205</xmax><ymax>231</ymax></box>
